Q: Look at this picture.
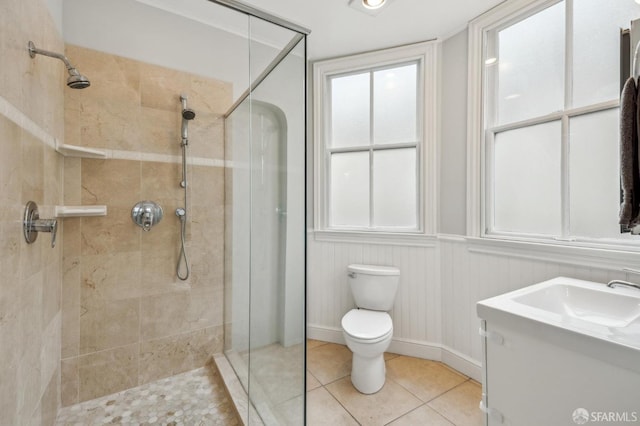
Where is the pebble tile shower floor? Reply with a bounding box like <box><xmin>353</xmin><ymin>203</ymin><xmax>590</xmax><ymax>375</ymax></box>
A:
<box><xmin>55</xmin><ymin>365</ymin><xmax>239</xmax><ymax>425</ymax></box>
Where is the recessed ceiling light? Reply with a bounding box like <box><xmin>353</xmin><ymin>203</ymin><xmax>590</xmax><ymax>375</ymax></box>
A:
<box><xmin>348</xmin><ymin>0</ymin><xmax>393</xmax><ymax>16</ymax></box>
<box><xmin>362</xmin><ymin>0</ymin><xmax>386</xmax><ymax>9</ymax></box>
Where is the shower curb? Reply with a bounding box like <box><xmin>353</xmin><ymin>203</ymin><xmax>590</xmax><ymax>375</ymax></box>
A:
<box><xmin>212</xmin><ymin>353</ymin><xmax>265</xmax><ymax>426</ymax></box>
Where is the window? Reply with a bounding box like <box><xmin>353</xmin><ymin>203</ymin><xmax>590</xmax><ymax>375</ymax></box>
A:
<box><xmin>470</xmin><ymin>0</ymin><xmax>640</xmax><ymax>246</ymax></box>
<box><xmin>313</xmin><ymin>42</ymin><xmax>438</xmax><ymax>235</ymax></box>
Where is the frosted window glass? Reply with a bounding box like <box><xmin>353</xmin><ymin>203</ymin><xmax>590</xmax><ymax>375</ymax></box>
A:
<box><xmin>373</xmin><ymin>148</ymin><xmax>417</xmax><ymax>228</ymax></box>
<box><xmin>330</xmin><ymin>152</ymin><xmax>370</xmax><ymax>227</ymax></box>
<box><xmin>373</xmin><ymin>64</ymin><xmax>417</xmax><ymax>144</ymax></box>
<box><xmin>573</xmin><ymin>1</ymin><xmax>640</xmax><ymax>108</ymax></box>
<box><xmin>330</xmin><ymin>73</ymin><xmax>370</xmax><ymax>148</ymax></box>
<box><xmin>493</xmin><ymin>122</ymin><xmax>561</xmax><ymax>234</ymax></box>
<box><xmin>569</xmin><ymin>110</ymin><xmax>622</xmax><ymax>238</ymax></box>
<box><xmin>497</xmin><ymin>2</ymin><xmax>565</xmax><ymax>125</ymax></box>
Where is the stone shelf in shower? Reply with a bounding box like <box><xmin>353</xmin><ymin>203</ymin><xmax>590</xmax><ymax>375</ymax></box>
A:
<box><xmin>55</xmin><ymin>142</ymin><xmax>107</xmax><ymax>159</ymax></box>
<box><xmin>55</xmin><ymin>205</ymin><xmax>108</xmax><ymax>218</ymax></box>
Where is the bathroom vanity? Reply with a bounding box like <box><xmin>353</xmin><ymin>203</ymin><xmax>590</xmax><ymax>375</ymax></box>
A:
<box><xmin>477</xmin><ymin>277</ymin><xmax>640</xmax><ymax>426</ymax></box>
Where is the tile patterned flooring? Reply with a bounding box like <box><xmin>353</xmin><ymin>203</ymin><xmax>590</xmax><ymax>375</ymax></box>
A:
<box><xmin>55</xmin><ymin>364</ymin><xmax>239</xmax><ymax>425</ymax></box>
<box><xmin>55</xmin><ymin>340</ymin><xmax>482</xmax><ymax>425</ymax></box>
<box><xmin>306</xmin><ymin>340</ymin><xmax>483</xmax><ymax>426</ymax></box>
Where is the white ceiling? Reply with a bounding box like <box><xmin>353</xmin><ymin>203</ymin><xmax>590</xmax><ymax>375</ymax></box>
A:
<box><xmin>54</xmin><ymin>0</ymin><xmax>506</xmax><ymax>97</ymax></box>
<box><xmin>239</xmin><ymin>0</ymin><xmax>505</xmax><ymax>59</ymax></box>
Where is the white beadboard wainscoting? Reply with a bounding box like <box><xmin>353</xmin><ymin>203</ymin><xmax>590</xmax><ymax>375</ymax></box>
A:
<box><xmin>307</xmin><ymin>233</ymin><xmax>633</xmax><ymax>381</ymax></box>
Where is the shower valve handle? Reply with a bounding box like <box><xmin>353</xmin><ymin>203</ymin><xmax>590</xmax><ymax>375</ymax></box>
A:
<box><xmin>23</xmin><ymin>201</ymin><xmax>58</xmax><ymax>248</ymax></box>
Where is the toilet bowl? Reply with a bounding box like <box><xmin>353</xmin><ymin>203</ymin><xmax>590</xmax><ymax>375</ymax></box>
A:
<box><xmin>342</xmin><ymin>308</ymin><xmax>393</xmax><ymax>394</ymax></box>
<box><xmin>341</xmin><ymin>264</ymin><xmax>399</xmax><ymax>394</ymax></box>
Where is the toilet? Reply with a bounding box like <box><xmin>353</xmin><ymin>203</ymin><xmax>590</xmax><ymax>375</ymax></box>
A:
<box><xmin>341</xmin><ymin>264</ymin><xmax>400</xmax><ymax>394</ymax></box>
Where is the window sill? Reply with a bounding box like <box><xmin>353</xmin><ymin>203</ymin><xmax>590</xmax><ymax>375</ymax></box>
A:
<box><xmin>466</xmin><ymin>235</ymin><xmax>640</xmax><ymax>272</ymax></box>
<box><xmin>312</xmin><ymin>229</ymin><xmax>437</xmax><ymax>247</ymax></box>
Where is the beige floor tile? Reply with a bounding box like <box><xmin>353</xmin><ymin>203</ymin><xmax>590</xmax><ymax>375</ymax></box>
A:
<box><xmin>383</xmin><ymin>352</ymin><xmax>400</xmax><ymax>361</ymax></box>
<box><xmin>326</xmin><ymin>377</ymin><xmax>423</xmax><ymax>426</ymax></box>
<box><xmin>242</xmin><ymin>343</ymin><xmax>304</xmax><ymax>405</ymax></box>
<box><xmin>388</xmin><ymin>404</ymin><xmax>454</xmax><ymax>425</ymax></box>
<box><xmin>274</xmin><ymin>394</ymin><xmax>305</xmax><ymax>425</ymax></box>
<box><xmin>307</xmin><ymin>339</ymin><xmax>329</xmax><ymax>350</ymax></box>
<box><xmin>428</xmin><ymin>381</ymin><xmax>483</xmax><ymax>426</ymax></box>
<box><xmin>307</xmin><ymin>371</ymin><xmax>322</xmax><ymax>391</ymax></box>
<box><xmin>307</xmin><ymin>387</ymin><xmax>358</xmax><ymax>426</ymax></box>
<box><xmin>386</xmin><ymin>356</ymin><xmax>468</xmax><ymax>402</ymax></box>
<box><xmin>307</xmin><ymin>343</ymin><xmax>352</xmax><ymax>385</ymax></box>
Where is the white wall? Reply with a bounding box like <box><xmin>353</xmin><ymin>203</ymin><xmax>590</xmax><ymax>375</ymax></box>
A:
<box><xmin>439</xmin><ymin>30</ymin><xmax>468</xmax><ymax>236</ymax></box>
<box><xmin>61</xmin><ymin>0</ymin><xmax>284</xmax><ymax>101</ymax></box>
<box><xmin>307</xmin><ymin>238</ymin><xmax>441</xmax><ymax>344</ymax></box>
<box><xmin>307</xmin><ymin>234</ymin><xmax>632</xmax><ymax>380</ymax></box>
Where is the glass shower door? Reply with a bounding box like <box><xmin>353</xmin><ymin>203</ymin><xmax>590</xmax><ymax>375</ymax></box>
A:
<box><xmin>224</xmin><ymin>20</ymin><xmax>306</xmax><ymax>425</ymax></box>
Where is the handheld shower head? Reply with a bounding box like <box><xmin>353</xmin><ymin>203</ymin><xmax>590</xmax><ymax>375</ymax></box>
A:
<box><xmin>182</xmin><ymin>108</ymin><xmax>196</xmax><ymax>120</ymax></box>
<box><xmin>28</xmin><ymin>41</ymin><xmax>91</xmax><ymax>89</ymax></box>
<box><xmin>179</xmin><ymin>94</ymin><xmax>196</xmax><ymax>145</ymax></box>
<box><xmin>180</xmin><ymin>94</ymin><xmax>196</xmax><ymax>120</ymax></box>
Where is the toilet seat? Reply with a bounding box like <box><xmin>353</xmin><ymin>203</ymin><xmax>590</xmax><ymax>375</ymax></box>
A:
<box><xmin>342</xmin><ymin>309</ymin><xmax>393</xmax><ymax>344</ymax></box>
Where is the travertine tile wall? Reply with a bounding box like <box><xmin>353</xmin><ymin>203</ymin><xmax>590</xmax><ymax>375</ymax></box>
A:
<box><xmin>61</xmin><ymin>45</ymin><xmax>232</xmax><ymax>405</ymax></box>
<box><xmin>0</xmin><ymin>0</ymin><xmax>65</xmax><ymax>424</ymax></box>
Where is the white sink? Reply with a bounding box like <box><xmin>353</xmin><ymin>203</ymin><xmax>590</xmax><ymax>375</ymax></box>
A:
<box><xmin>512</xmin><ymin>282</ymin><xmax>640</xmax><ymax>328</ymax></box>
<box><xmin>477</xmin><ymin>277</ymin><xmax>640</xmax><ymax>384</ymax></box>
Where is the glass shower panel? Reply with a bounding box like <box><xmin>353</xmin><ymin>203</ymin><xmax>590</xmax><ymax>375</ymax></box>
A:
<box><xmin>247</xmin><ymin>33</ymin><xmax>306</xmax><ymax>425</ymax></box>
<box><xmin>225</xmin><ymin>17</ymin><xmax>306</xmax><ymax>425</ymax></box>
<box><xmin>224</xmin><ymin>95</ymin><xmax>252</xmax><ymax>418</ymax></box>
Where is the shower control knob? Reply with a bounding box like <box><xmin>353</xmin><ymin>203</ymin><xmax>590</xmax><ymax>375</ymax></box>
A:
<box><xmin>132</xmin><ymin>201</ymin><xmax>163</xmax><ymax>232</ymax></box>
<box><xmin>23</xmin><ymin>201</ymin><xmax>58</xmax><ymax>248</ymax></box>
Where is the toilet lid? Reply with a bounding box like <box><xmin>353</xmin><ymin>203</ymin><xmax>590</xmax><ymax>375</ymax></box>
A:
<box><xmin>342</xmin><ymin>309</ymin><xmax>392</xmax><ymax>340</ymax></box>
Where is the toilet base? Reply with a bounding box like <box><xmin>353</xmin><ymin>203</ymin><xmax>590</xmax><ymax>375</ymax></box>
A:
<box><xmin>350</xmin><ymin>352</ymin><xmax>386</xmax><ymax>394</ymax></box>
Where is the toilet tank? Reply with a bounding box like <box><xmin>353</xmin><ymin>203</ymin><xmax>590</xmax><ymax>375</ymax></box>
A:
<box><xmin>348</xmin><ymin>264</ymin><xmax>400</xmax><ymax>311</ymax></box>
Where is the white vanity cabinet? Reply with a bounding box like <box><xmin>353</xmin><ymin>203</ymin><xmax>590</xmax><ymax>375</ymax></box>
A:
<box><xmin>477</xmin><ymin>277</ymin><xmax>640</xmax><ymax>426</ymax></box>
<box><xmin>480</xmin><ymin>319</ymin><xmax>640</xmax><ymax>425</ymax></box>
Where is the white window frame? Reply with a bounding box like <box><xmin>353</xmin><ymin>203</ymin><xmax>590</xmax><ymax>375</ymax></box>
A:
<box><xmin>313</xmin><ymin>41</ymin><xmax>439</xmax><ymax>241</ymax></box>
<box><xmin>467</xmin><ymin>0</ymin><xmax>640</xmax><ymax>257</ymax></box>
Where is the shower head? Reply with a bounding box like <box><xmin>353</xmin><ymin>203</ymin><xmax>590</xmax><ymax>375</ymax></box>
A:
<box><xmin>182</xmin><ymin>108</ymin><xmax>196</xmax><ymax>120</ymax></box>
<box><xmin>180</xmin><ymin>94</ymin><xmax>196</xmax><ymax>120</ymax></box>
<box><xmin>180</xmin><ymin>94</ymin><xmax>195</xmax><ymax>145</ymax></box>
<box><xmin>67</xmin><ymin>68</ymin><xmax>91</xmax><ymax>89</ymax></box>
<box><xmin>28</xmin><ymin>41</ymin><xmax>91</xmax><ymax>89</ymax></box>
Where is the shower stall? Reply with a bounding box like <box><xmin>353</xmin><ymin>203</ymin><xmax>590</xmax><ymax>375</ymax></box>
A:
<box><xmin>50</xmin><ymin>0</ymin><xmax>307</xmax><ymax>424</ymax></box>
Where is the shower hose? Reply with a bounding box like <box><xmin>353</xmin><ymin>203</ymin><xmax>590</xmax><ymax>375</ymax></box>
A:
<box><xmin>176</xmin><ymin>210</ymin><xmax>190</xmax><ymax>280</ymax></box>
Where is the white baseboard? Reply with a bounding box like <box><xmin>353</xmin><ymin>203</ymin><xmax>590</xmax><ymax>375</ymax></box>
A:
<box><xmin>307</xmin><ymin>325</ymin><xmax>482</xmax><ymax>382</ymax></box>
<box><xmin>307</xmin><ymin>324</ymin><xmax>345</xmax><ymax>345</ymax></box>
<box><xmin>441</xmin><ymin>346</ymin><xmax>482</xmax><ymax>382</ymax></box>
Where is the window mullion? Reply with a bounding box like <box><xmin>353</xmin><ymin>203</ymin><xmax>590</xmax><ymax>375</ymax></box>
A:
<box><xmin>560</xmin><ymin>114</ymin><xmax>570</xmax><ymax>238</ymax></box>
<box><xmin>484</xmin><ymin>29</ymin><xmax>500</xmax><ymax>236</ymax></box>
<box><xmin>369</xmin><ymin>70</ymin><xmax>374</xmax><ymax>229</ymax></box>
<box><xmin>485</xmin><ymin>130</ymin><xmax>496</xmax><ymax>235</ymax></box>
<box><xmin>325</xmin><ymin>79</ymin><xmax>332</xmax><ymax>229</ymax></box>
<box><xmin>564</xmin><ymin>0</ymin><xmax>573</xmax><ymax>110</ymax></box>
<box><xmin>488</xmin><ymin>99</ymin><xmax>619</xmax><ymax>134</ymax></box>
<box><xmin>327</xmin><ymin>141</ymin><xmax>419</xmax><ymax>154</ymax></box>
<box><xmin>561</xmin><ymin>0</ymin><xmax>573</xmax><ymax>239</ymax></box>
